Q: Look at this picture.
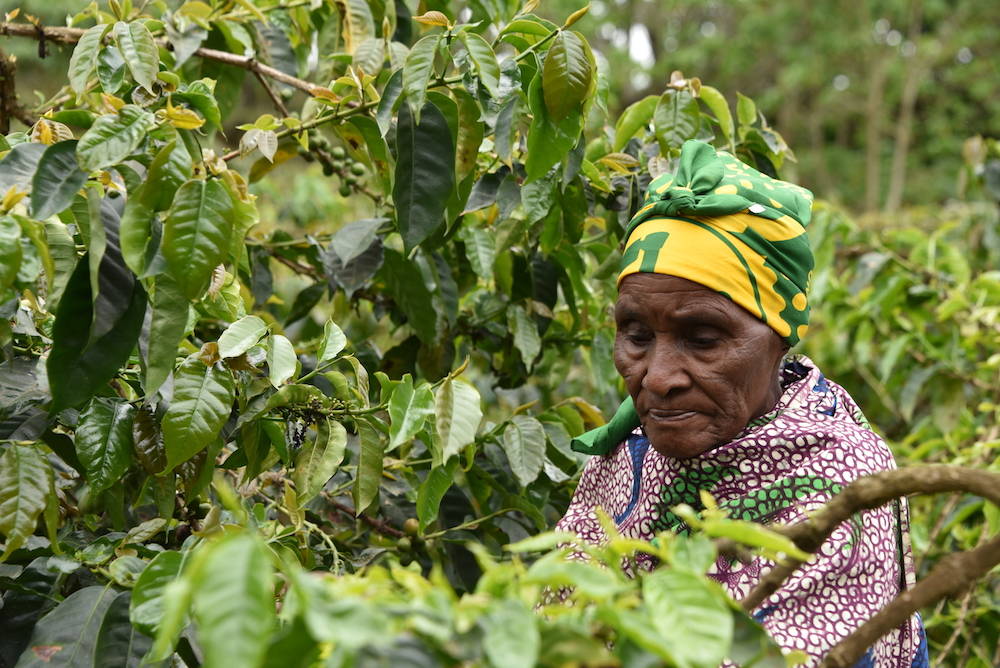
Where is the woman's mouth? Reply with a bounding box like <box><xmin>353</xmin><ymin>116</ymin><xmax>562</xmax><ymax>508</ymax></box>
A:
<box><xmin>646</xmin><ymin>409</ymin><xmax>699</xmax><ymax>423</ymax></box>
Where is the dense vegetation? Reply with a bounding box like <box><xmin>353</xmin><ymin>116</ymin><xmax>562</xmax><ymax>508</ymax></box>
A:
<box><xmin>0</xmin><ymin>1</ymin><xmax>997</xmax><ymax>667</ymax></box>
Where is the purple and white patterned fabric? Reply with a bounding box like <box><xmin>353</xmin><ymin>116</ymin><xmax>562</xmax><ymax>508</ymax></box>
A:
<box><xmin>556</xmin><ymin>356</ymin><xmax>928</xmax><ymax>667</ymax></box>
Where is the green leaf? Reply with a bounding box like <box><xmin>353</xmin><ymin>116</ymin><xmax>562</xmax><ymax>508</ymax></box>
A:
<box><xmin>525</xmin><ymin>552</ymin><xmax>624</xmax><ymax>598</ymax></box>
<box><xmin>0</xmin><ymin>444</ymin><xmax>51</xmax><ymax>560</ymax></box>
<box><xmin>387</xmin><ymin>374</ymin><xmax>435</xmax><ymax>451</ymax></box>
<box><xmin>434</xmin><ymin>378</ymin><xmax>482</xmax><ymax>464</ymax></box>
<box><xmin>702</xmin><ymin>518</ymin><xmax>811</xmax><ymax>561</ymax></box>
<box><xmin>15</xmin><ymin>586</ymin><xmax>116</xmax><ymax>667</ymax></box>
<box><xmin>353</xmin><ymin>420</ymin><xmax>385</xmax><ymax>514</ymax></box>
<box><xmin>77</xmin><ymin>105</ymin><xmax>156</xmax><ymax>172</ymax></box>
<box><xmin>76</xmin><ymin>397</ymin><xmax>135</xmax><ymax>493</ymax></box>
<box><xmin>483</xmin><ymin>598</ymin><xmax>540</xmax><ymax>668</ymax></box>
<box><xmin>162</xmin><ymin>357</ymin><xmax>236</xmax><ymax>470</ymax></box>
<box><xmin>114</xmin><ymin>20</ymin><xmax>159</xmax><ymax>92</ymax></box>
<box><xmin>218</xmin><ymin>315</ymin><xmax>268</xmax><ymax>359</ymax></box>
<box><xmin>0</xmin><ymin>142</ymin><xmax>45</xmax><ymax>195</ymax></box>
<box><xmin>317</xmin><ymin>320</ymin><xmax>347</xmax><ymax>364</ymax></box>
<box><xmin>542</xmin><ymin>31</ymin><xmax>593</xmax><ymax>121</ymax></box>
<box><xmin>525</xmin><ymin>74</ymin><xmax>583</xmax><ymax>181</ymax></box>
<box><xmin>454</xmin><ymin>90</ymin><xmax>485</xmax><ymax>182</ymax></box>
<box><xmin>501</xmin><ymin>415</ymin><xmax>546</xmax><ymax>487</ymax></box>
<box><xmin>416</xmin><ymin>457</ymin><xmax>458</xmax><ymax>531</ymax></box>
<box><xmin>48</xmin><ymin>256</ymin><xmax>147</xmax><ymax>412</ymax></box>
<box><xmin>509</xmin><ymin>305</ymin><xmax>541</xmax><ymax>369</ymax></box>
<box><xmin>145</xmin><ymin>274</ymin><xmax>189</xmax><ymax>398</ymax></box>
<box><xmin>69</xmin><ymin>24</ymin><xmax>110</xmax><ymax>93</ymax></box>
<box><xmin>161</xmin><ymin>178</ymin><xmax>233</xmax><ymax>299</ymax></box>
<box><xmin>267</xmin><ymin>334</ymin><xmax>297</xmax><ymax>387</ymax></box>
<box><xmin>380</xmin><ymin>249</ymin><xmax>437</xmax><ymax>342</ymax></box>
<box><xmin>613</xmin><ymin>94</ymin><xmax>658</xmax><ymax>151</ymax></box>
<box><xmin>340</xmin><ymin>0</ymin><xmax>375</xmax><ymax>54</ymax></box>
<box><xmin>192</xmin><ymin>532</ymin><xmax>275</xmax><ymax>668</ymax></box>
<box><xmin>0</xmin><ymin>215</ymin><xmax>21</xmax><ymax>290</ymax></box>
<box><xmin>736</xmin><ymin>92</ymin><xmax>757</xmax><ymax>127</ymax></box>
<box><xmin>95</xmin><ymin>590</ymin><xmax>155</xmax><ymax>666</ymax></box>
<box><xmin>458</xmin><ymin>226</ymin><xmax>495</xmax><ymax>280</ymax></box>
<box><xmin>457</xmin><ymin>32</ymin><xmax>501</xmax><ymax>98</ymax></box>
<box><xmin>30</xmin><ymin>140</ymin><xmax>88</xmax><ymax>221</ymax></box>
<box><xmin>402</xmin><ymin>35</ymin><xmax>441</xmax><ymax>122</ymax></box>
<box><xmin>642</xmin><ymin>569</ymin><xmax>733</xmax><ymax>668</ymax></box>
<box><xmin>654</xmin><ymin>89</ymin><xmax>700</xmax><ymax>154</ymax></box>
<box><xmin>698</xmin><ymin>85</ymin><xmax>735</xmax><ymax>149</ymax></box>
<box><xmin>292</xmin><ymin>418</ymin><xmax>347</xmax><ymax>502</ymax></box>
<box><xmin>130</xmin><ymin>551</ymin><xmax>183</xmax><ymax>636</ymax></box>
<box><xmin>393</xmin><ymin>101</ymin><xmax>455</xmax><ymax>251</ymax></box>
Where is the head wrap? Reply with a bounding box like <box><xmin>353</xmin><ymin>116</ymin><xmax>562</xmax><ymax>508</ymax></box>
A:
<box><xmin>571</xmin><ymin>141</ymin><xmax>815</xmax><ymax>455</ymax></box>
<box><xmin>619</xmin><ymin>140</ymin><xmax>814</xmax><ymax>346</ymax></box>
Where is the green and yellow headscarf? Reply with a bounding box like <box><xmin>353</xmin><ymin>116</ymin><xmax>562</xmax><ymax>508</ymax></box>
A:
<box><xmin>572</xmin><ymin>140</ymin><xmax>815</xmax><ymax>456</ymax></box>
<box><xmin>619</xmin><ymin>140</ymin><xmax>814</xmax><ymax>346</ymax></box>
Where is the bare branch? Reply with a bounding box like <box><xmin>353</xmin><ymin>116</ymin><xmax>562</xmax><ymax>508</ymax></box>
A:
<box><xmin>742</xmin><ymin>466</ymin><xmax>1000</xmax><ymax>612</ymax></box>
<box><xmin>822</xmin><ymin>534</ymin><xmax>1000</xmax><ymax>668</ymax></box>
<box><xmin>736</xmin><ymin>466</ymin><xmax>1000</xmax><ymax>666</ymax></box>
<box><xmin>324</xmin><ymin>494</ymin><xmax>404</xmax><ymax>539</ymax></box>
<box><xmin>0</xmin><ymin>47</ymin><xmax>36</xmax><ymax>131</ymax></box>
<box><xmin>0</xmin><ymin>21</ymin><xmax>323</xmax><ymax>96</ymax></box>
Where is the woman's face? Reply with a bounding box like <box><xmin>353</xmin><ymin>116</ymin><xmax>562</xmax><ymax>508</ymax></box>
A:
<box><xmin>614</xmin><ymin>274</ymin><xmax>787</xmax><ymax>459</ymax></box>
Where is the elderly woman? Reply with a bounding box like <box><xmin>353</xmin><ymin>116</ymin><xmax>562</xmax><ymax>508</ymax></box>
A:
<box><xmin>556</xmin><ymin>141</ymin><xmax>929</xmax><ymax>666</ymax></box>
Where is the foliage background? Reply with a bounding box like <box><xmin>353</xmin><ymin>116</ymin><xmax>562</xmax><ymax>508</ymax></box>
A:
<box><xmin>0</xmin><ymin>0</ymin><xmax>998</xmax><ymax>667</ymax></box>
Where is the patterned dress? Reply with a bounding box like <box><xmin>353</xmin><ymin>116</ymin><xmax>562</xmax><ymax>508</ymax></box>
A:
<box><xmin>556</xmin><ymin>357</ymin><xmax>929</xmax><ymax>667</ymax></box>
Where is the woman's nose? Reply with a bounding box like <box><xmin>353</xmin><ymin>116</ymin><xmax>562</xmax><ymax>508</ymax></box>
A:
<box><xmin>640</xmin><ymin>342</ymin><xmax>692</xmax><ymax>396</ymax></box>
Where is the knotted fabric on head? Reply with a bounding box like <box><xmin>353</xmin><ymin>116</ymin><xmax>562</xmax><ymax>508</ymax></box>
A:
<box><xmin>619</xmin><ymin>140</ymin><xmax>815</xmax><ymax>346</ymax></box>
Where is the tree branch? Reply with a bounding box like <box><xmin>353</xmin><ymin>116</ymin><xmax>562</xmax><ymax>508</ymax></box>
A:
<box><xmin>324</xmin><ymin>495</ymin><xmax>403</xmax><ymax>539</ymax></box>
<box><xmin>822</xmin><ymin>534</ymin><xmax>1000</xmax><ymax>668</ymax></box>
<box><xmin>0</xmin><ymin>47</ymin><xmax>36</xmax><ymax>131</ymax></box>
<box><xmin>0</xmin><ymin>21</ymin><xmax>324</xmax><ymax>97</ymax></box>
<box><xmin>737</xmin><ymin>466</ymin><xmax>1000</xmax><ymax>665</ymax></box>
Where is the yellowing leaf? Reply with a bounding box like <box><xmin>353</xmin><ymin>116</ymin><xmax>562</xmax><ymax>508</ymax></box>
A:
<box><xmin>2</xmin><ymin>186</ymin><xmax>28</xmax><ymax>212</ymax></box>
<box><xmin>165</xmin><ymin>103</ymin><xmax>205</xmax><ymax>130</ymax></box>
<box><xmin>598</xmin><ymin>152</ymin><xmax>640</xmax><ymax>174</ymax></box>
<box><xmin>413</xmin><ymin>11</ymin><xmax>450</xmax><ymax>27</ymax></box>
<box><xmin>309</xmin><ymin>85</ymin><xmax>340</xmax><ymax>103</ymax></box>
<box><xmin>101</xmin><ymin>93</ymin><xmax>126</xmax><ymax>111</ymax></box>
<box><xmin>31</xmin><ymin>119</ymin><xmax>73</xmax><ymax>146</ymax></box>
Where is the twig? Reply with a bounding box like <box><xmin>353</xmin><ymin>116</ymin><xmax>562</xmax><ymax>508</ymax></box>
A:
<box><xmin>0</xmin><ymin>21</ymin><xmax>324</xmax><ymax>97</ymax></box>
<box><xmin>741</xmin><ymin>466</ymin><xmax>1000</xmax><ymax>612</ymax></box>
<box><xmin>0</xmin><ymin>47</ymin><xmax>35</xmax><ymax>131</ymax></box>
<box><xmin>269</xmin><ymin>251</ymin><xmax>322</xmax><ymax>279</ymax></box>
<box><xmin>252</xmin><ymin>66</ymin><xmax>290</xmax><ymax>117</ymax></box>
<box><xmin>324</xmin><ymin>496</ymin><xmax>403</xmax><ymax>538</ymax></box>
<box><xmin>736</xmin><ymin>466</ymin><xmax>1000</xmax><ymax>667</ymax></box>
<box><xmin>822</xmin><ymin>534</ymin><xmax>1000</xmax><ymax>668</ymax></box>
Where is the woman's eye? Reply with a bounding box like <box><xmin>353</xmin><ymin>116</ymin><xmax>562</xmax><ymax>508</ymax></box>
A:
<box><xmin>688</xmin><ymin>330</ymin><xmax>722</xmax><ymax>347</ymax></box>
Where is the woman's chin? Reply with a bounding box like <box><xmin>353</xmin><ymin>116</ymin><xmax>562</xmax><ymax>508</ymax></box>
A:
<box><xmin>643</xmin><ymin>428</ymin><xmax>718</xmax><ymax>459</ymax></box>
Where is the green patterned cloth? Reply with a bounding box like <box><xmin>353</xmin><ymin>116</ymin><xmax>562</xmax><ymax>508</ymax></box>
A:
<box><xmin>619</xmin><ymin>140</ymin><xmax>815</xmax><ymax>346</ymax></box>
